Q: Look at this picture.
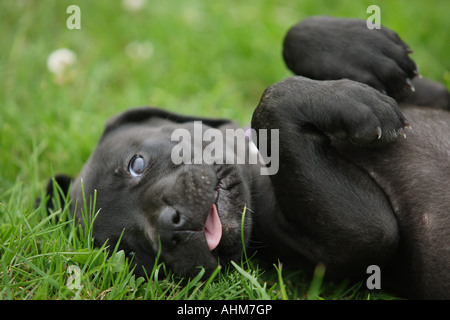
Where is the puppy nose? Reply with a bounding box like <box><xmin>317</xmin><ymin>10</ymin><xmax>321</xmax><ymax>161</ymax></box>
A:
<box><xmin>157</xmin><ymin>206</ymin><xmax>186</xmax><ymax>248</ymax></box>
<box><xmin>159</xmin><ymin>206</ymin><xmax>182</xmax><ymax>226</ymax></box>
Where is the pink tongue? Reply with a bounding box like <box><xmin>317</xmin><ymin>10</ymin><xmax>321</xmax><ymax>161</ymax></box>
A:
<box><xmin>204</xmin><ymin>204</ymin><xmax>222</xmax><ymax>251</ymax></box>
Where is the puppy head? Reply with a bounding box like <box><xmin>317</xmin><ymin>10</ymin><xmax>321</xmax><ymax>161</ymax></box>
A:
<box><xmin>70</xmin><ymin>107</ymin><xmax>253</xmax><ymax>277</ymax></box>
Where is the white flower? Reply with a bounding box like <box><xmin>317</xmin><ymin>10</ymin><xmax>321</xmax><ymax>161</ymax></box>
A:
<box><xmin>47</xmin><ymin>48</ymin><xmax>77</xmax><ymax>75</ymax></box>
<box><xmin>122</xmin><ymin>0</ymin><xmax>146</xmax><ymax>12</ymax></box>
<box><xmin>125</xmin><ymin>41</ymin><xmax>154</xmax><ymax>61</ymax></box>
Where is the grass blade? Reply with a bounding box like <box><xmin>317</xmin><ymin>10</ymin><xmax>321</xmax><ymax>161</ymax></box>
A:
<box><xmin>231</xmin><ymin>261</ymin><xmax>270</xmax><ymax>300</ymax></box>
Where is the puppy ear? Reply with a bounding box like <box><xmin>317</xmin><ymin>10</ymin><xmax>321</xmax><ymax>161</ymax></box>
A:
<box><xmin>101</xmin><ymin>106</ymin><xmax>235</xmax><ymax>140</ymax></box>
<box><xmin>36</xmin><ymin>174</ymin><xmax>73</xmax><ymax>214</ymax></box>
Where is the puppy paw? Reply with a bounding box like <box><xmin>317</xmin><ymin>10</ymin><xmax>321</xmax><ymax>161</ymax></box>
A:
<box><xmin>283</xmin><ymin>16</ymin><xmax>418</xmax><ymax>101</ymax></box>
<box><xmin>326</xmin><ymin>79</ymin><xmax>411</xmax><ymax>145</ymax></box>
<box><xmin>255</xmin><ymin>77</ymin><xmax>410</xmax><ymax>147</ymax></box>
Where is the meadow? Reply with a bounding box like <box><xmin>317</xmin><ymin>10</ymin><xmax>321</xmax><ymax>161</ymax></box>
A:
<box><xmin>1</xmin><ymin>0</ymin><xmax>449</xmax><ymax>300</ymax></box>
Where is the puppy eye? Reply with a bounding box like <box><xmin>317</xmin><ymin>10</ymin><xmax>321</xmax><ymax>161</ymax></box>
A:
<box><xmin>128</xmin><ymin>155</ymin><xmax>145</xmax><ymax>178</ymax></box>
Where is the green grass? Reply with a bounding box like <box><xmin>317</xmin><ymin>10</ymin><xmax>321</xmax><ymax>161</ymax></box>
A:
<box><xmin>1</xmin><ymin>0</ymin><xmax>449</xmax><ymax>300</ymax></box>
<box><xmin>1</xmin><ymin>183</ymin><xmax>391</xmax><ymax>300</ymax></box>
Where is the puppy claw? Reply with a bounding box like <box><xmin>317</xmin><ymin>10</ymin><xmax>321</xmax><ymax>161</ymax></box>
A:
<box><xmin>406</xmin><ymin>47</ymin><xmax>414</xmax><ymax>54</ymax></box>
<box><xmin>376</xmin><ymin>126</ymin><xmax>382</xmax><ymax>140</ymax></box>
<box><xmin>403</xmin><ymin>121</ymin><xmax>413</xmax><ymax>131</ymax></box>
<box><xmin>406</xmin><ymin>78</ymin><xmax>415</xmax><ymax>92</ymax></box>
<box><xmin>398</xmin><ymin>128</ymin><xmax>407</xmax><ymax>139</ymax></box>
<box><xmin>413</xmin><ymin>69</ymin><xmax>422</xmax><ymax>79</ymax></box>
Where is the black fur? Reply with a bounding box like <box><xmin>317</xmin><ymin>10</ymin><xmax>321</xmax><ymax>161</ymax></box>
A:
<box><xmin>41</xmin><ymin>17</ymin><xmax>450</xmax><ymax>299</ymax></box>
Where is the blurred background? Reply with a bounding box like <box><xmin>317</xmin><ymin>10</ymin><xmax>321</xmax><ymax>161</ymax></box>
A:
<box><xmin>1</xmin><ymin>0</ymin><xmax>449</xmax><ymax>196</ymax></box>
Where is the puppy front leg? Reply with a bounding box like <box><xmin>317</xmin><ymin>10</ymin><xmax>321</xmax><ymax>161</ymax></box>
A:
<box><xmin>251</xmin><ymin>76</ymin><xmax>404</xmax><ymax>278</ymax></box>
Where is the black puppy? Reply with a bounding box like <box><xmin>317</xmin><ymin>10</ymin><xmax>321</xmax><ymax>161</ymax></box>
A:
<box><xmin>43</xmin><ymin>17</ymin><xmax>450</xmax><ymax>299</ymax></box>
